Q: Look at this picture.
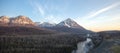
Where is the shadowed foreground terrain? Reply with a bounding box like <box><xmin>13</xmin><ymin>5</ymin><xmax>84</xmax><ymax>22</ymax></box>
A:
<box><xmin>0</xmin><ymin>26</ymin><xmax>86</xmax><ymax>53</ymax></box>
<box><xmin>89</xmin><ymin>31</ymin><xmax>120</xmax><ymax>53</ymax></box>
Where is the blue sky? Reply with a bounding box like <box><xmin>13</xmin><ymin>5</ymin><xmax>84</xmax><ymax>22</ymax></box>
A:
<box><xmin>0</xmin><ymin>0</ymin><xmax>120</xmax><ymax>31</ymax></box>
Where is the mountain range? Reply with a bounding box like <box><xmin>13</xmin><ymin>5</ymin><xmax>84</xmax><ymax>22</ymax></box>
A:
<box><xmin>37</xmin><ymin>18</ymin><xmax>91</xmax><ymax>34</ymax></box>
<box><xmin>37</xmin><ymin>18</ymin><xmax>85</xmax><ymax>29</ymax></box>
<box><xmin>0</xmin><ymin>15</ymin><xmax>92</xmax><ymax>34</ymax></box>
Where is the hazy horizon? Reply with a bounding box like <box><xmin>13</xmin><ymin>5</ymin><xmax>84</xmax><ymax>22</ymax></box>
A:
<box><xmin>0</xmin><ymin>0</ymin><xmax>120</xmax><ymax>32</ymax></box>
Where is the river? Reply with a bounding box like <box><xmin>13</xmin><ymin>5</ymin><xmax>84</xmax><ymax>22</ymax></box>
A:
<box><xmin>72</xmin><ymin>35</ymin><xmax>94</xmax><ymax>53</ymax></box>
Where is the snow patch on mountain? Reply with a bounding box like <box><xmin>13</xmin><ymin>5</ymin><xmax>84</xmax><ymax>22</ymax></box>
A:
<box><xmin>38</xmin><ymin>22</ymin><xmax>56</xmax><ymax>27</ymax></box>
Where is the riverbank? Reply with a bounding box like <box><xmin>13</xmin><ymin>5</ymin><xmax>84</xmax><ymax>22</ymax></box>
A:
<box><xmin>88</xmin><ymin>31</ymin><xmax>120</xmax><ymax>53</ymax></box>
<box><xmin>89</xmin><ymin>38</ymin><xmax>120</xmax><ymax>53</ymax></box>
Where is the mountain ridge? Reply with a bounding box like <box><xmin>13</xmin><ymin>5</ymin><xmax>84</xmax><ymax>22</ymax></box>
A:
<box><xmin>37</xmin><ymin>18</ymin><xmax>85</xmax><ymax>30</ymax></box>
<box><xmin>38</xmin><ymin>18</ymin><xmax>91</xmax><ymax>34</ymax></box>
<box><xmin>0</xmin><ymin>15</ymin><xmax>92</xmax><ymax>34</ymax></box>
<box><xmin>0</xmin><ymin>15</ymin><xmax>35</xmax><ymax>26</ymax></box>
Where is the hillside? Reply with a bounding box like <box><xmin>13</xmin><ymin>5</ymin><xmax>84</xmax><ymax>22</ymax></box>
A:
<box><xmin>0</xmin><ymin>26</ymin><xmax>86</xmax><ymax>53</ymax></box>
<box><xmin>0</xmin><ymin>26</ymin><xmax>55</xmax><ymax>35</ymax></box>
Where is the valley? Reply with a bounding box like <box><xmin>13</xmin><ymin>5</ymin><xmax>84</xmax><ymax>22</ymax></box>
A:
<box><xmin>0</xmin><ymin>0</ymin><xmax>120</xmax><ymax>53</ymax></box>
<box><xmin>0</xmin><ymin>15</ymin><xmax>120</xmax><ymax>53</ymax></box>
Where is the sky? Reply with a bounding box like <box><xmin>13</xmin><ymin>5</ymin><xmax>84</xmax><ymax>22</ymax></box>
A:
<box><xmin>0</xmin><ymin>0</ymin><xmax>120</xmax><ymax>32</ymax></box>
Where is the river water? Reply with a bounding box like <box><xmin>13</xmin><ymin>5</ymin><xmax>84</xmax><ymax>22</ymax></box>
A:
<box><xmin>72</xmin><ymin>38</ymin><xmax>94</xmax><ymax>53</ymax></box>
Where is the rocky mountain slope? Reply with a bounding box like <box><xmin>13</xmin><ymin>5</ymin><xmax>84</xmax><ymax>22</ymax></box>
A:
<box><xmin>0</xmin><ymin>16</ymin><xmax>10</xmax><ymax>24</ymax></box>
<box><xmin>0</xmin><ymin>15</ymin><xmax>56</xmax><ymax>35</ymax></box>
<box><xmin>0</xmin><ymin>15</ymin><xmax>35</xmax><ymax>26</ymax></box>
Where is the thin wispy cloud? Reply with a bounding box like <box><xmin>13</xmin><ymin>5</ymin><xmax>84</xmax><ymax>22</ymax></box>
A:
<box><xmin>75</xmin><ymin>2</ymin><xmax>120</xmax><ymax>24</ymax></box>
<box><xmin>86</xmin><ymin>2</ymin><xmax>120</xmax><ymax>19</ymax></box>
<box><xmin>29</xmin><ymin>0</ymin><xmax>45</xmax><ymax>16</ymax></box>
<box><xmin>74</xmin><ymin>2</ymin><xmax>120</xmax><ymax>31</ymax></box>
<box><xmin>35</xmin><ymin>4</ymin><xmax>45</xmax><ymax>16</ymax></box>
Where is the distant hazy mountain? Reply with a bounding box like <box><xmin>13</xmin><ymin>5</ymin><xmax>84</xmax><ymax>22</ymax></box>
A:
<box><xmin>98</xmin><ymin>30</ymin><xmax>120</xmax><ymax>39</ymax></box>
<box><xmin>99</xmin><ymin>30</ymin><xmax>120</xmax><ymax>33</ymax></box>
<box><xmin>0</xmin><ymin>15</ymin><xmax>35</xmax><ymax>26</ymax></box>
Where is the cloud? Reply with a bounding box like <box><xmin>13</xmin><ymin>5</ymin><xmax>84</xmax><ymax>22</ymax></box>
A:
<box><xmin>29</xmin><ymin>0</ymin><xmax>45</xmax><ymax>16</ymax></box>
<box><xmin>75</xmin><ymin>2</ymin><xmax>120</xmax><ymax>25</ymax></box>
<box><xmin>35</xmin><ymin>3</ymin><xmax>45</xmax><ymax>16</ymax></box>
<box><xmin>86</xmin><ymin>2</ymin><xmax>120</xmax><ymax>19</ymax></box>
<box><xmin>74</xmin><ymin>2</ymin><xmax>120</xmax><ymax>31</ymax></box>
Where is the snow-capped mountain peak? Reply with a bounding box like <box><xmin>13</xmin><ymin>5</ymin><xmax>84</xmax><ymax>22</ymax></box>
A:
<box><xmin>35</xmin><ymin>18</ymin><xmax>85</xmax><ymax>30</ymax></box>
<box><xmin>57</xmin><ymin>18</ymin><xmax>83</xmax><ymax>28</ymax></box>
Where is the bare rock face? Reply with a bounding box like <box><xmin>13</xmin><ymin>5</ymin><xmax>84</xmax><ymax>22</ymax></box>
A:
<box><xmin>10</xmin><ymin>16</ymin><xmax>35</xmax><ymax>25</ymax></box>
<box><xmin>0</xmin><ymin>16</ymin><xmax>10</xmax><ymax>24</ymax></box>
<box><xmin>0</xmin><ymin>15</ymin><xmax>35</xmax><ymax>26</ymax></box>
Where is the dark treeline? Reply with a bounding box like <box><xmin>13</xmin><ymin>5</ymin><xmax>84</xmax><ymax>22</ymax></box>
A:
<box><xmin>0</xmin><ymin>34</ymin><xmax>85</xmax><ymax>53</ymax></box>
